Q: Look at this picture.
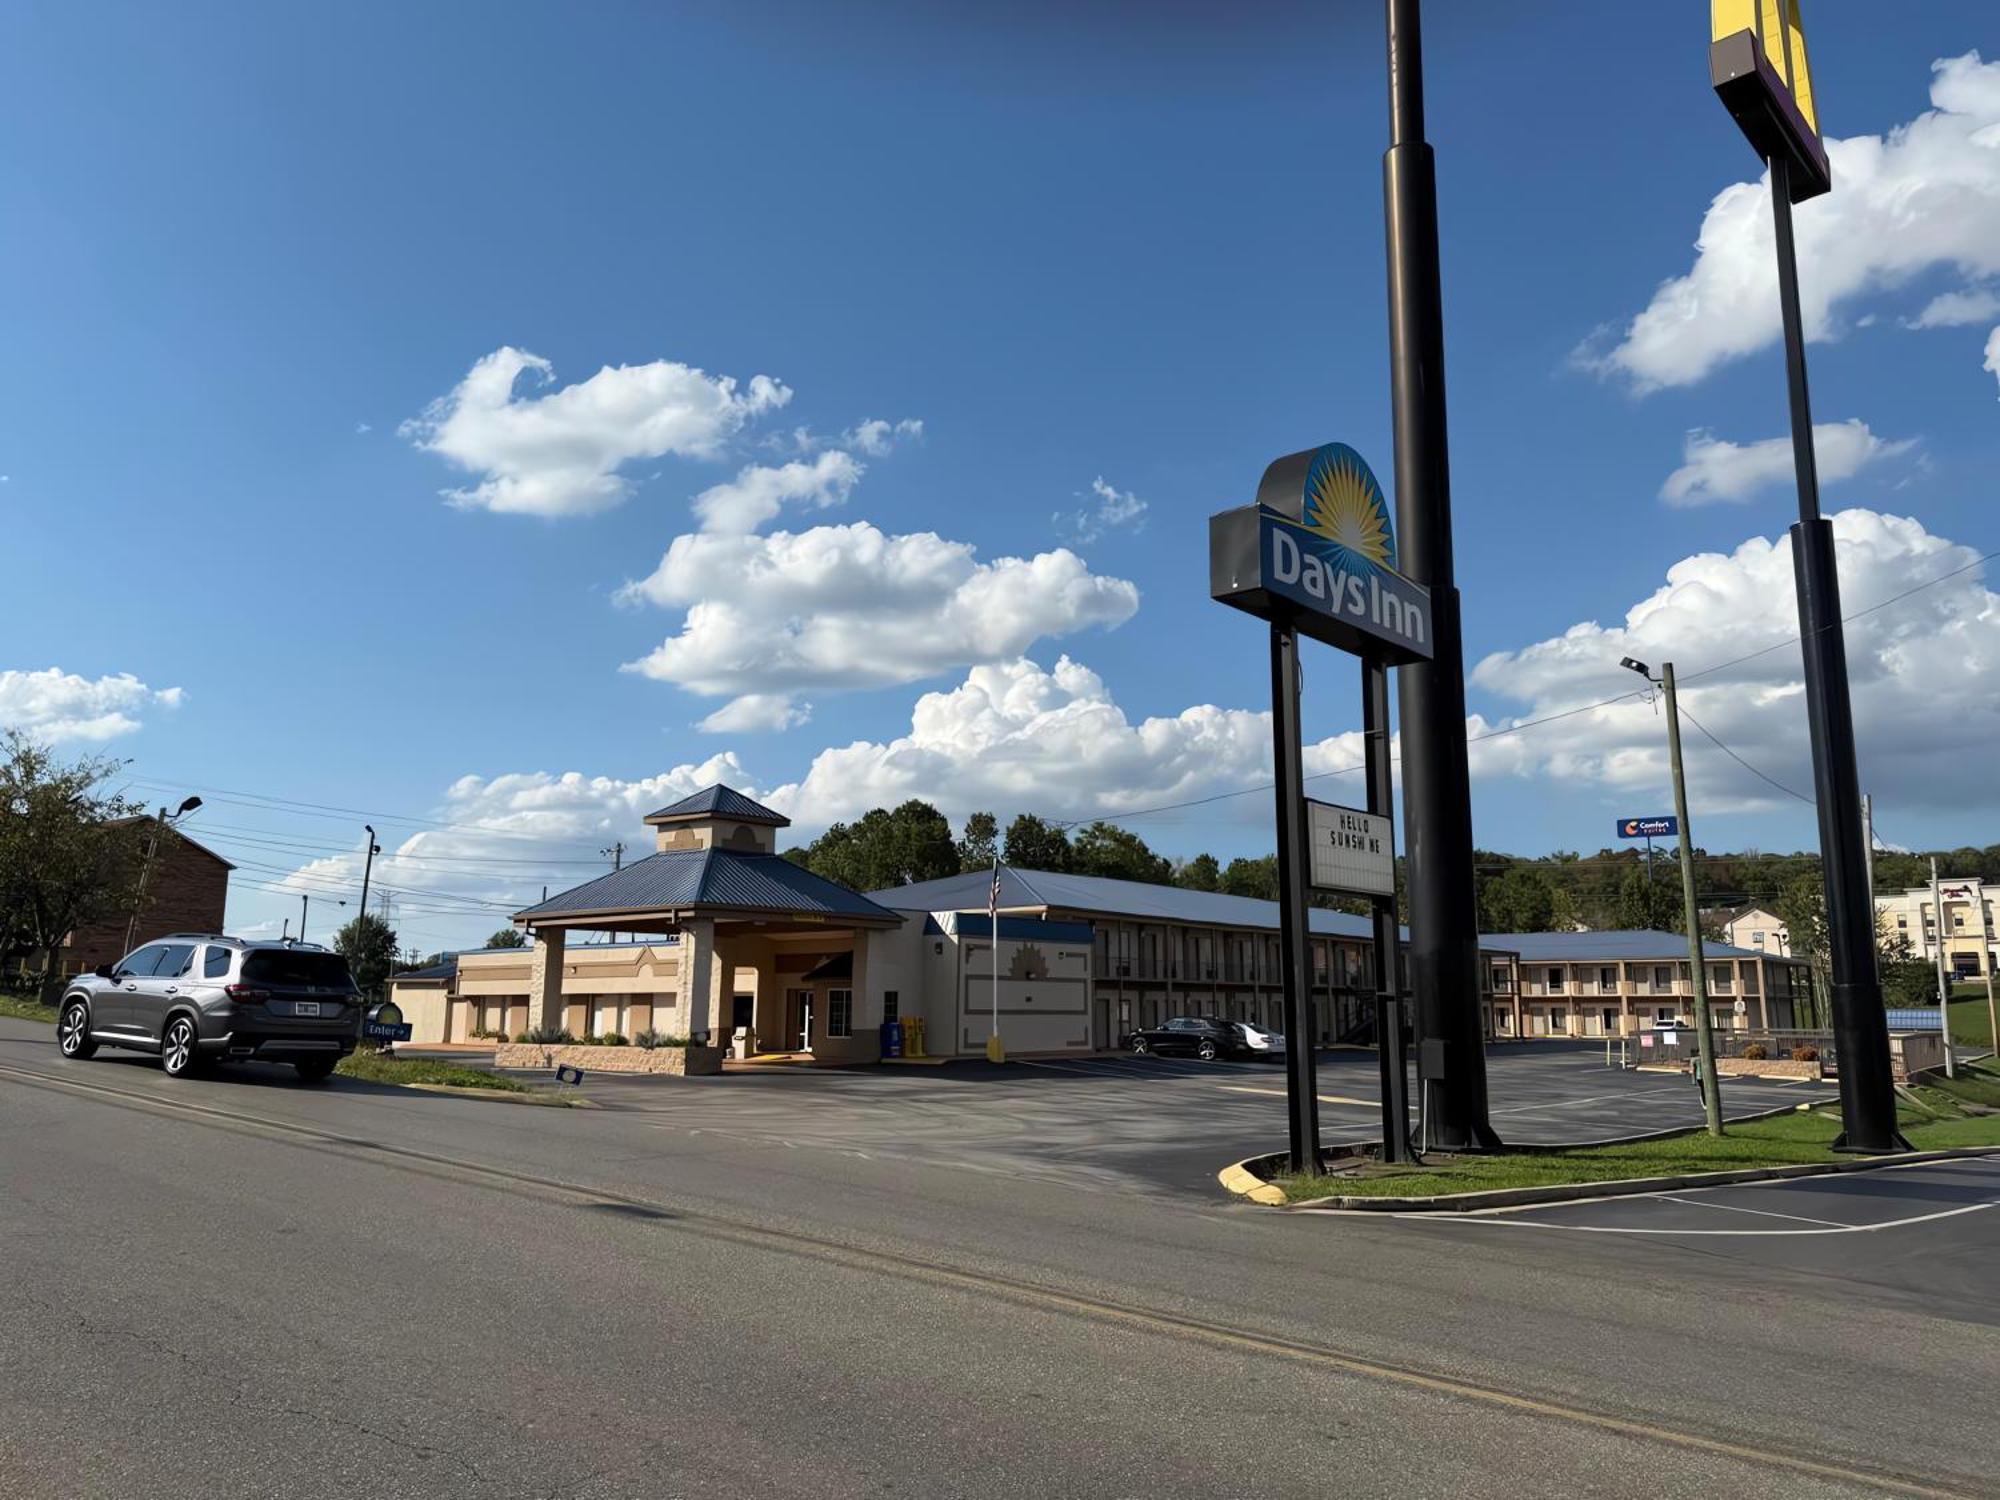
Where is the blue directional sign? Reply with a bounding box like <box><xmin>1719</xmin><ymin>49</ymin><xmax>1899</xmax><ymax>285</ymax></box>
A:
<box><xmin>362</xmin><ymin>1000</ymin><xmax>413</xmax><ymax>1042</ymax></box>
<box><xmin>554</xmin><ymin>1064</ymin><xmax>586</xmax><ymax>1087</ymax></box>
<box><xmin>1617</xmin><ymin>816</ymin><xmax>1678</xmax><ymax>839</ymax></box>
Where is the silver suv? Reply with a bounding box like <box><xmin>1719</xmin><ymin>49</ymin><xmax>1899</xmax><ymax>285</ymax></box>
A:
<box><xmin>56</xmin><ymin>934</ymin><xmax>361</xmax><ymax>1082</ymax></box>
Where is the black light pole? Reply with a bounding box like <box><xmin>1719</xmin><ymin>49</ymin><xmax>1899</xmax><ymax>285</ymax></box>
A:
<box><xmin>1710</xmin><ymin>14</ymin><xmax>1904</xmax><ymax>1152</ymax></box>
<box><xmin>1364</xmin><ymin>659</ymin><xmax>1411</xmax><ymax>1162</ymax></box>
<box><xmin>1381</xmin><ymin>0</ymin><xmax>1497</xmax><ymax>1151</ymax></box>
<box><xmin>1768</xmin><ymin>157</ymin><xmax>1904</xmax><ymax>1152</ymax></box>
<box><xmin>356</xmin><ymin>824</ymin><xmax>381</xmax><ymax>992</ymax></box>
<box><xmin>1270</xmin><ymin>624</ymin><xmax>1322</xmax><ymax>1173</ymax></box>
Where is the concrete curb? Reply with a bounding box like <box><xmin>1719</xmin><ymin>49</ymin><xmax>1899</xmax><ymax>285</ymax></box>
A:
<box><xmin>1284</xmin><ymin>1145</ymin><xmax>2000</xmax><ymax>1214</ymax></box>
<box><xmin>1216</xmin><ymin>1158</ymin><xmax>1289</xmax><ymax>1205</ymax></box>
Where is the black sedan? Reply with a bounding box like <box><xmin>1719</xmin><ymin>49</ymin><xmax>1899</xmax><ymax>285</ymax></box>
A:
<box><xmin>1127</xmin><ymin>1016</ymin><xmax>1286</xmax><ymax>1061</ymax></box>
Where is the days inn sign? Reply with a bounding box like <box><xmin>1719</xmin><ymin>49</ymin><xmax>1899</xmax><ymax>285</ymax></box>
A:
<box><xmin>1209</xmin><ymin>443</ymin><xmax>1433</xmax><ymax>665</ymax></box>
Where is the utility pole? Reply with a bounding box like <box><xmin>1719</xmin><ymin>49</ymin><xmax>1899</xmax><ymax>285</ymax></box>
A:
<box><xmin>122</xmin><ymin>795</ymin><xmax>202</xmax><ymax>955</ymax></box>
<box><xmin>1381</xmin><ymin>0</ymin><xmax>1496</xmax><ymax>1152</ymax></box>
<box><xmin>1710</xmin><ymin>9</ymin><xmax>1903</xmax><ymax>1151</ymax></box>
<box><xmin>1930</xmin><ymin>858</ymin><xmax>1956</xmax><ymax>1079</ymax></box>
<box><xmin>1624</xmin><ymin>658</ymin><xmax>1722</xmax><ymax>1135</ymax></box>
<box><xmin>299</xmin><ymin>893</ymin><xmax>309</xmax><ymax>944</ymax></box>
<box><xmin>602</xmin><ymin>841</ymin><xmax>624</xmax><ymax>871</ymax></box>
<box><xmin>1862</xmin><ymin>793</ymin><xmax>1879</xmax><ymax>980</ymax></box>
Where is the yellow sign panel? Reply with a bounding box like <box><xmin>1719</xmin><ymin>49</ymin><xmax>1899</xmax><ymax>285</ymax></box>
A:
<box><xmin>1712</xmin><ymin>0</ymin><xmax>1817</xmax><ymax>135</ymax></box>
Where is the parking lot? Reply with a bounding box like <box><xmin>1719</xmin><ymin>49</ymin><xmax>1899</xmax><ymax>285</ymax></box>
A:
<box><xmin>554</xmin><ymin>1041</ymin><xmax>1835</xmax><ymax>1200</ymax></box>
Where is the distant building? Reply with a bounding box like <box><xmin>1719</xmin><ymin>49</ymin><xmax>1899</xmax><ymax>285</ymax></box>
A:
<box><xmin>1715</xmin><ymin>904</ymin><xmax>1790</xmax><ymax>958</ymax></box>
<box><xmin>1875</xmin><ymin>879</ymin><xmax>1996</xmax><ymax>980</ymax></box>
<box><xmin>1482</xmin><ymin>930</ymin><xmax>1810</xmax><ymax>1038</ymax></box>
<box><xmin>56</xmin><ymin>820</ymin><xmax>234</xmax><ymax>979</ymax></box>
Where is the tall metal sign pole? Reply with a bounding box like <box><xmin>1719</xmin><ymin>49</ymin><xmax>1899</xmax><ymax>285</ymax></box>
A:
<box><xmin>1363</xmin><ymin>660</ymin><xmax>1411</xmax><ymax>1162</ymax></box>
<box><xmin>1711</xmin><ymin>3</ymin><xmax>1903</xmax><ymax>1150</ymax></box>
<box><xmin>1270</xmin><ymin>625</ymin><xmax>1321</xmax><ymax>1171</ymax></box>
<box><xmin>1381</xmin><ymin>0</ymin><xmax>1498</xmax><ymax>1151</ymax></box>
<box><xmin>1214</xmin><ymin>442</ymin><xmax>1436</xmax><ymax>1174</ymax></box>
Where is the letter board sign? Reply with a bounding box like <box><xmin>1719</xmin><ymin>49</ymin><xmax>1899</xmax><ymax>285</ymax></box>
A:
<box><xmin>1307</xmin><ymin>799</ymin><xmax>1395</xmax><ymax>898</ymax></box>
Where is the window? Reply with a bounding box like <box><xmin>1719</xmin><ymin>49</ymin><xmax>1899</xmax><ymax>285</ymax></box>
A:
<box><xmin>1546</xmin><ymin>966</ymin><xmax>1566</xmax><ymax>993</ymax></box>
<box><xmin>1548</xmin><ymin>1008</ymin><xmax>1568</xmax><ymax>1033</ymax></box>
<box><xmin>1751</xmin><ymin>931</ymin><xmax>1765</xmax><ymax>948</ymax></box>
<box><xmin>242</xmin><ymin>951</ymin><xmax>355</xmax><ymax>988</ymax></box>
<box><xmin>1599</xmin><ymin>967</ymin><xmax>1618</xmax><ymax>991</ymax></box>
<box><xmin>1654</xmin><ymin>966</ymin><xmax>1673</xmax><ymax>990</ymax></box>
<box><xmin>882</xmin><ymin>990</ymin><xmax>899</xmax><ymax>1023</ymax></box>
<box><xmin>1897</xmin><ymin>917</ymin><xmax>1908</xmax><ymax>929</ymax></box>
<box><xmin>826</xmin><ymin>988</ymin><xmax>852</xmax><ymax>1038</ymax></box>
<box><xmin>203</xmin><ymin>946</ymin><xmax>231</xmax><ymax>979</ymax></box>
<box><xmin>154</xmin><ymin>943</ymin><xmax>196</xmax><ymax>979</ymax></box>
<box><xmin>115</xmin><ymin>943</ymin><xmax>169</xmax><ymax>978</ymax></box>
<box><xmin>1656</xmin><ymin>1006</ymin><xmax>1676</xmax><ymax>1024</ymax></box>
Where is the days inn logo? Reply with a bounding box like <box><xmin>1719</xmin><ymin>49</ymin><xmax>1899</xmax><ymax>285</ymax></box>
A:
<box><xmin>1263</xmin><ymin>446</ymin><xmax>1426</xmax><ymax>652</ymax></box>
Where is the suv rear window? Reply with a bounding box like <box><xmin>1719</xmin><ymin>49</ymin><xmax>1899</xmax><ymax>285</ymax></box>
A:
<box><xmin>241</xmin><ymin>951</ymin><xmax>356</xmax><ymax>989</ymax></box>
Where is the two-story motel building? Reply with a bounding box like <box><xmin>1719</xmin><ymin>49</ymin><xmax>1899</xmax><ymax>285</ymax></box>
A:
<box><xmin>388</xmin><ymin>785</ymin><xmax>1810</xmax><ymax>1060</ymax></box>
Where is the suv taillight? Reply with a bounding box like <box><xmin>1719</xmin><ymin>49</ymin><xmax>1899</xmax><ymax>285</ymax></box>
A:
<box><xmin>224</xmin><ymin>985</ymin><xmax>271</xmax><ymax>1004</ymax></box>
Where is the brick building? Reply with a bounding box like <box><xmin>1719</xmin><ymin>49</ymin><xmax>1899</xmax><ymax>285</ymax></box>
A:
<box><xmin>57</xmin><ymin>820</ymin><xmax>234</xmax><ymax>978</ymax></box>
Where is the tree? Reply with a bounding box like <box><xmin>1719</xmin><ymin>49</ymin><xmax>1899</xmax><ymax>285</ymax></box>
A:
<box><xmin>956</xmin><ymin>811</ymin><xmax>998</xmax><ymax>873</ymax></box>
<box><xmin>1876</xmin><ymin>913</ymin><xmax>1936</xmax><ymax>1008</ymax></box>
<box><xmin>797</xmin><ymin>800</ymin><xmax>959</xmax><ymax>890</ymax></box>
<box><xmin>1775</xmin><ymin>873</ymin><xmax>1830</xmax><ymax>1026</ymax></box>
<box><xmin>335</xmin><ymin>912</ymin><xmax>399</xmax><ymax>998</ymax></box>
<box><xmin>1068</xmin><ymin>822</ymin><xmax>1172</xmax><ymax>884</ymax></box>
<box><xmin>1175</xmin><ymin>853</ymin><xmax>1222</xmax><ymax>892</ymax></box>
<box><xmin>485</xmin><ymin>927</ymin><xmax>526</xmax><ymax>949</ymax></box>
<box><xmin>1218</xmin><ymin>854</ymin><xmax>1278</xmax><ymax>901</ymax></box>
<box><xmin>1478</xmin><ymin>867</ymin><xmax>1557</xmax><ymax>933</ymax></box>
<box><xmin>1614</xmin><ymin>867</ymin><xmax>1681</xmax><ymax>932</ymax></box>
<box><xmin>1002</xmin><ymin>814</ymin><xmax>1072</xmax><ymax>872</ymax></box>
<box><xmin>0</xmin><ymin>731</ymin><xmax>146</xmax><ymax>986</ymax></box>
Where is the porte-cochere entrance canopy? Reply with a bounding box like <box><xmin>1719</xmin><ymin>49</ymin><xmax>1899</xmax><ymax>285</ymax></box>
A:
<box><xmin>512</xmin><ymin>786</ymin><xmax>902</xmax><ymax>1061</ymax></box>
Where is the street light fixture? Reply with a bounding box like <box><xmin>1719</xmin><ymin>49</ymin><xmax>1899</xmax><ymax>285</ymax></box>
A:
<box><xmin>1621</xmin><ymin>656</ymin><xmax>1723</xmax><ymax>1137</ymax></box>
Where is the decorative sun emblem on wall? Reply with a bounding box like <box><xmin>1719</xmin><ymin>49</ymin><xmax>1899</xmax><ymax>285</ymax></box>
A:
<box><xmin>1301</xmin><ymin>445</ymin><xmax>1396</xmax><ymax>574</ymax></box>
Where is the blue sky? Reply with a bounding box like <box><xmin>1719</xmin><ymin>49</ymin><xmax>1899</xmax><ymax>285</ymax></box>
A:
<box><xmin>4</xmin><ymin>2</ymin><xmax>1997</xmax><ymax>953</ymax></box>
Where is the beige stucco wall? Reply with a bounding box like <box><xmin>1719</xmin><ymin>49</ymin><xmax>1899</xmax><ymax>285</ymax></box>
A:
<box><xmin>388</xmin><ymin>981</ymin><xmax>450</xmax><ymax>1045</ymax></box>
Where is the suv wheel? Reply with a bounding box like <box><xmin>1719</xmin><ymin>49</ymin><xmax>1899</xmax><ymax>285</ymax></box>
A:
<box><xmin>1196</xmin><ymin>1038</ymin><xmax>1218</xmax><ymax>1061</ymax></box>
<box><xmin>1130</xmin><ymin>1035</ymin><xmax>1149</xmax><ymax>1055</ymax></box>
<box><xmin>294</xmin><ymin>1057</ymin><xmax>337</xmax><ymax>1084</ymax></box>
<box><xmin>160</xmin><ymin>1016</ymin><xmax>203</xmax><ymax>1078</ymax></box>
<box><xmin>58</xmin><ymin>1001</ymin><xmax>98</xmax><ymax>1060</ymax></box>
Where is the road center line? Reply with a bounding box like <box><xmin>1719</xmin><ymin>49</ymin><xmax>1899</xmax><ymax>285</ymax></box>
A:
<box><xmin>1219</xmin><ymin>1084</ymin><xmax>1376</xmax><ymax>1107</ymax></box>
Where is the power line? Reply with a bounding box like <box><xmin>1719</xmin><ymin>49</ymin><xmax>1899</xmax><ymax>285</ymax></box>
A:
<box><xmin>1059</xmin><ymin>541</ymin><xmax>1993</xmax><ymax>832</ymax></box>
<box><xmin>1673</xmin><ymin>705</ymin><xmax>1816</xmax><ymax>808</ymax></box>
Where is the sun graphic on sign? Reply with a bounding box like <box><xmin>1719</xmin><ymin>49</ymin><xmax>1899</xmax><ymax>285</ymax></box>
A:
<box><xmin>1301</xmin><ymin>444</ymin><xmax>1396</xmax><ymax>574</ymax></box>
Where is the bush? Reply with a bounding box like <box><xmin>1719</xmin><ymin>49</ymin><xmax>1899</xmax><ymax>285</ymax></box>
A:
<box><xmin>1792</xmin><ymin>1045</ymin><xmax>1819</xmax><ymax>1062</ymax></box>
<box><xmin>521</xmin><ymin>1025</ymin><xmax>574</xmax><ymax>1045</ymax></box>
<box><xmin>634</xmin><ymin>1029</ymin><xmax>689</xmax><ymax>1050</ymax></box>
<box><xmin>598</xmin><ymin>1032</ymin><xmax>628</xmax><ymax>1047</ymax></box>
<box><xmin>1741</xmin><ymin>1042</ymin><xmax>1768</xmax><ymax>1060</ymax></box>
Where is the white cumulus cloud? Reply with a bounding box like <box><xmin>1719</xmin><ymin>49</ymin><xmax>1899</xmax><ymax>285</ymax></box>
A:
<box><xmin>1055</xmin><ymin>476</ymin><xmax>1149</xmax><ymax>545</ymax></box>
<box><xmin>696</xmin><ymin>694</ymin><xmax>811</xmax><ymax>735</ymax></box>
<box><xmin>402</xmin><ymin>346</ymin><xmax>791</xmax><ymax>517</ymax></box>
<box><xmin>1471</xmin><ymin>508</ymin><xmax>2000</xmax><ymax>813</ymax></box>
<box><xmin>1583</xmin><ymin>52</ymin><xmax>2000</xmax><ymax>392</ymax></box>
<box><xmin>1659</xmin><ymin>420</ymin><xmax>1914</xmax><ymax>506</ymax></box>
<box><xmin>0</xmin><ymin>669</ymin><xmax>184</xmax><ymax>742</ymax></box>
<box><xmin>843</xmin><ymin>418</ymin><xmax>923</xmax><ymax>456</ymax></box>
<box><xmin>691</xmin><ymin>450</ymin><xmax>864</xmax><ymax>534</ymax></box>
<box><xmin>1906</xmin><ymin>286</ymin><xmax>2000</xmax><ymax>329</ymax></box>
<box><xmin>617</xmin><ymin>522</ymin><xmax>1140</xmax><ymax>731</ymax></box>
<box><xmin>1986</xmin><ymin>325</ymin><xmax>2000</xmax><ymax>397</ymax></box>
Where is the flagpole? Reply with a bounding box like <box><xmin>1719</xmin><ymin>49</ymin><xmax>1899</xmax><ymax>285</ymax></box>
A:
<box><xmin>988</xmin><ymin>857</ymin><xmax>1005</xmax><ymax>1063</ymax></box>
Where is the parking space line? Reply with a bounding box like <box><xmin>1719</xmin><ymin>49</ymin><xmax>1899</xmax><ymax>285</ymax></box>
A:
<box><xmin>1653</xmin><ymin>1195</ymin><xmax>1847</xmax><ymax>1228</ymax></box>
<box><xmin>1219</xmin><ymin>1084</ymin><xmax>1376</xmax><ymax>1107</ymax></box>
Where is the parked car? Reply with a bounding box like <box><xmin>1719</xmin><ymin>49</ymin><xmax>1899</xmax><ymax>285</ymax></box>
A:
<box><xmin>56</xmin><ymin>934</ymin><xmax>361</xmax><ymax>1082</ymax></box>
<box><xmin>1128</xmin><ymin>1016</ymin><xmax>1286</xmax><ymax>1061</ymax></box>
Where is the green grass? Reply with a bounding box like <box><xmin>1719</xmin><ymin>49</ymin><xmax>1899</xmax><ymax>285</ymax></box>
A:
<box><xmin>0</xmin><ymin>993</ymin><xmax>58</xmax><ymax>1024</ymax></box>
<box><xmin>1945</xmin><ymin>994</ymin><xmax>1995</xmax><ymax>1051</ymax></box>
<box><xmin>335</xmin><ymin>1049</ymin><xmax>529</xmax><ymax>1092</ymax></box>
<box><xmin>1273</xmin><ymin>1102</ymin><xmax>2000</xmax><ymax>1202</ymax></box>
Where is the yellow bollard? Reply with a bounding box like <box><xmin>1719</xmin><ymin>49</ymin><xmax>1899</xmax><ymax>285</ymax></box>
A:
<box><xmin>986</xmin><ymin>1032</ymin><xmax>1006</xmax><ymax>1064</ymax></box>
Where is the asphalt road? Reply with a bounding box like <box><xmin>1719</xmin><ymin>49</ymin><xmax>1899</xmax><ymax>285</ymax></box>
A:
<box><xmin>530</xmin><ymin>1041</ymin><xmax>1836</xmax><ymax>1200</ymax></box>
<box><xmin>3</xmin><ymin>1019</ymin><xmax>1995</xmax><ymax>1499</ymax></box>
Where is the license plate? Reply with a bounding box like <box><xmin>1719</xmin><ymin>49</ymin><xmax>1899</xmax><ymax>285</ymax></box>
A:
<box><xmin>295</xmin><ymin>1001</ymin><xmax>320</xmax><ymax>1017</ymax></box>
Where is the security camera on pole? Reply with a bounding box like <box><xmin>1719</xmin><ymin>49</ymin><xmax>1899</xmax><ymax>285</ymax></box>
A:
<box><xmin>1709</xmin><ymin>2</ymin><xmax>1905</xmax><ymax>1150</ymax></box>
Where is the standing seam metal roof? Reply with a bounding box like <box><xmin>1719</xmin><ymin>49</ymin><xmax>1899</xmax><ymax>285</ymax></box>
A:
<box><xmin>643</xmin><ymin>785</ymin><xmax>789</xmax><ymax>825</ymax></box>
<box><xmin>867</xmin><ymin>866</ymin><xmax>1400</xmax><ymax>942</ymax></box>
<box><xmin>517</xmin><ymin>849</ymin><xmax>897</xmax><ymax>922</ymax></box>
<box><xmin>1485</xmin><ymin>930</ymin><xmax>1795</xmax><ymax>963</ymax></box>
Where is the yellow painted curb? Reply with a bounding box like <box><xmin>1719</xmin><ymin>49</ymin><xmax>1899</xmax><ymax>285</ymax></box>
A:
<box><xmin>1217</xmin><ymin>1157</ymin><xmax>1289</xmax><ymax>1206</ymax></box>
